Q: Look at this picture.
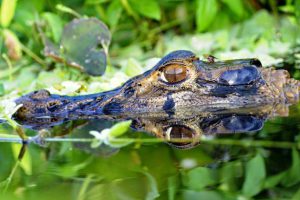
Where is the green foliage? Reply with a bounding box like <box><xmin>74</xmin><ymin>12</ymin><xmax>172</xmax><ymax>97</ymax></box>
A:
<box><xmin>196</xmin><ymin>0</ymin><xmax>218</xmax><ymax>32</ymax></box>
<box><xmin>0</xmin><ymin>0</ymin><xmax>300</xmax><ymax>200</ymax></box>
<box><xmin>42</xmin><ymin>13</ymin><xmax>63</xmax><ymax>43</ymax></box>
<box><xmin>0</xmin><ymin>0</ymin><xmax>17</xmax><ymax>27</ymax></box>
<box><xmin>0</xmin><ymin>83</ymin><xmax>4</xmax><ymax>96</ymax></box>
<box><xmin>43</xmin><ymin>18</ymin><xmax>111</xmax><ymax>76</ymax></box>
<box><xmin>183</xmin><ymin>167</ymin><xmax>218</xmax><ymax>190</ymax></box>
<box><xmin>242</xmin><ymin>153</ymin><xmax>266</xmax><ymax>197</ymax></box>
<box><xmin>128</xmin><ymin>0</ymin><xmax>161</xmax><ymax>20</ymax></box>
<box><xmin>280</xmin><ymin>148</ymin><xmax>300</xmax><ymax>186</ymax></box>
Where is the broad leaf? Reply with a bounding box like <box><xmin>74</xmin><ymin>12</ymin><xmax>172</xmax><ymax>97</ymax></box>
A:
<box><xmin>242</xmin><ymin>153</ymin><xmax>266</xmax><ymax>197</ymax></box>
<box><xmin>182</xmin><ymin>167</ymin><xmax>218</xmax><ymax>190</ymax></box>
<box><xmin>129</xmin><ymin>0</ymin><xmax>161</xmax><ymax>20</ymax></box>
<box><xmin>196</xmin><ymin>0</ymin><xmax>218</xmax><ymax>32</ymax></box>
<box><xmin>221</xmin><ymin>0</ymin><xmax>244</xmax><ymax>19</ymax></box>
<box><xmin>44</xmin><ymin>18</ymin><xmax>111</xmax><ymax>76</ymax></box>
<box><xmin>0</xmin><ymin>0</ymin><xmax>17</xmax><ymax>27</ymax></box>
<box><xmin>42</xmin><ymin>12</ymin><xmax>63</xmax><ymax>43</ymax></box>
<box><xmin>281</xmin><ymin>148</ymin><xmax>300</xmax><ymax>186</ymax></box>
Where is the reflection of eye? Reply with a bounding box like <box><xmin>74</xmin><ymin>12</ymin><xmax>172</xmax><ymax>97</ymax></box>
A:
<box><xmin>161</xmin><ymin>65</ymin><xmax>187</xmax><ymax>84</ymax></box>
<box><xmin>165</xmin><ymin>125</ymin><xmax>197</xmax><ymax>148</ymax></box>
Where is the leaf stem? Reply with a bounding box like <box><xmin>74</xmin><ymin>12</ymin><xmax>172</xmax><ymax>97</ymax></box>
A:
<box><xmin>19</xmin><ymin>43</ymin><xmax>46</xmax><ymax>67</ymax></box>
<box><xmin>2</xmin><ymin>53</ymin><xmax>13</xmax><ymax>81</ymax></box>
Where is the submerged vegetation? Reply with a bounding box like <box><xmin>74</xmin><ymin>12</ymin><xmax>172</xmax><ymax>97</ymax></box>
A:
<box><xmin>0</xmin><ymin>0</ymin><xmax>300</xmax><ymax>199</ymax></box>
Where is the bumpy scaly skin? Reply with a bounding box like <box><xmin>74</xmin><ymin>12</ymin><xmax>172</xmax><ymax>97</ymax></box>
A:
<box><xmin>13</xmin><ymin>50</ymin><xmax>300</xmax><ymax>127</ymax></box>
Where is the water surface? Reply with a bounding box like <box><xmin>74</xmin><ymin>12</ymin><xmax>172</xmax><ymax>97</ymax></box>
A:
<box><xmin>0</xmin><ymin>103</ymin><xmax>299</xmax><ymax>199</ymax></box>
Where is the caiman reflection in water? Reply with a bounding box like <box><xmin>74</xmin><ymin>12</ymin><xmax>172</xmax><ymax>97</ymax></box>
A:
<box><xmin>11</xmin><ymin>50</ymin><xmax>300</xmax><ymax>148</ymax></box>
<box><xmin>13</xmin><ymin>102</ymin><xmax>296</xmax><ymax>150</ymax></box>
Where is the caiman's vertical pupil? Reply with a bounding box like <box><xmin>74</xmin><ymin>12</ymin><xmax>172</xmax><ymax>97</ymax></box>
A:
<box><xmin>163</xmin><ymin>65</ymin><xmax>187</xmax><ymax>83</ymax></box>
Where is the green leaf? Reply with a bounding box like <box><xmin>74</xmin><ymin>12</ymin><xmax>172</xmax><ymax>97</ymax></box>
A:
<box><xmin>0</xmin><ymin>0</ymin><xmax>18</xmax><ymax>27</ymax></box>
<box><xmin>11</xmin><ymin>144</ymin><xmax>32</xmax><ymax>175</ymax></box>
<box><xmin>129</xmin><ymin>0</ymin><xmax>161</xmax><ymax>20</ymax></box>
<box><xmin>220</xmin><ymin>161</ymin><xmax>243</xmax><ymax>191</ymax></box>
<box><xmin>295</xmin><ymin>0</ymin><xmax>300</xmax><ymax>23</ymax></box>
<box><xmin>196</xmin><ymin>0</ymin><xmax>218</xmax><ymax>32</ymax></box>
<box><xmin>44</xmin><ymin>18</ymin><xmax>111</xmax><ymax>76</ymax></box>
<box><xmin>122</xmin><ymin>58</ymin><xmax>143</xmax><ymax>77</ymax></box>
<box><xmin>109</xmin><ymin>120</ymin><xmax>132</xmax><ymax>137</ymax></box>
<box><xmin>292</xmin><ymin>187</ymin><xmax>300</xmax><ymax>200</ymax></box>
<box><xmin>107</xmin><ymin>0</ymin><xmax>123</xmax><ymax>27</ymax></box>
<box><xmin>42</xmin><ymin>12</ymin><xmax>63</xmax><ymax>43</ymax></box>
<box><xmin>181</xmin><ymin>190</ymin><xmax>225</xmax><ymax>200</ymax></box>
<box><xmin>281</xmin><ymin>148</ymin><xmax>300</xmax><ymax>187</ymax></box>
<box><xmin>242</xmin><ymin>153</ymin><xmax>266</xmax><ymax>197</ymax></box>
<box><xmin>264</xmin><ymin>172</ymin><xmax>285</xmax><ymax>189</ymax></box>
<box><xmin>221</xmin><ymin>0</ymin><xmax>244</xmax><ymax>19</ymax></box>
<box><xmin>0</xmin><ymin>83</ymin><xmax>4</xmax><ymax>96</ymax></box>
<box><xmin>143</xmin><ymin>172</ymin><xmax>160</xmax><ymax>200</ymax></box>
<box><xmin>168</xmin><ymin>175</ymin><xmax>179</xmax><ymax>200</ymax></box>
<box><xmin>183</xmin><ymin>167</ymin><xmax>218</xmax><ymax>190</ymax></box>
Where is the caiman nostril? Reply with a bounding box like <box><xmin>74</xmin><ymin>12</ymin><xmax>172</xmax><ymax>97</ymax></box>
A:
<box><xmin>102</xmin><ymin>101</ymin><xmax>123</xmax><ymax>115</ymax></box>
<box><xmin>29</xmin><ymin>89</ymin><xmax>51</xmax><ymax>100</ymax></box>
<box><xmin>123</xmin><ymin>87</ymin><xmax>135</xmax><ymax>98</ymax></box>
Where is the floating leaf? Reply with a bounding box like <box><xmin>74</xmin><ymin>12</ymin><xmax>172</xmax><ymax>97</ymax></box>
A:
<box><xmin>44</xmin><ymin>18</ymin><xmax>111</xmax><ymax>76</ymax></box>
<box><xmin>242</xmin><ymin>153</ymin><xmax>266</xmax><ymax>197</ymax></box>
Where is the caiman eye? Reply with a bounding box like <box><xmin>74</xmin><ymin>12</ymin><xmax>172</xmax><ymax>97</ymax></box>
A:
<box><xmin>165</xmin><ymin>125</ymin><xmax>197</xmax><ymax>148</ymax></box>
<box><xmin>161</xmin><ymin>64</ymin><xmax>187</xmax><ymax>84</ymax></box>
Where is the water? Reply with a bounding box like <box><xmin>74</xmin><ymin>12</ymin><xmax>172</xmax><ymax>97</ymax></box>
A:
<box><xmin>0</xmin><ymin>103</ymin><xmax>299</xmax><ymax>199</ymax></box>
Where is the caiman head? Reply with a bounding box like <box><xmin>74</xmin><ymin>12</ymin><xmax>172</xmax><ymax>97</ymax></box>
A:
<box><xmin>13</xmin><ymin>50</ymin><xmax>300</xmax><ymax>124</ymax></box>
<box><xmin>100</xmin><ymin>50</ymin><xmax>300</xmax><ymax>115</ymax></box>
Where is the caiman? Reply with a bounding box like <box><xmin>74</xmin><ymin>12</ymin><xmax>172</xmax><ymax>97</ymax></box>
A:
<box><xmin>13</xmin><ymin>50</ymin><xmax>300</xmax><ymax>127</ymax></box>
